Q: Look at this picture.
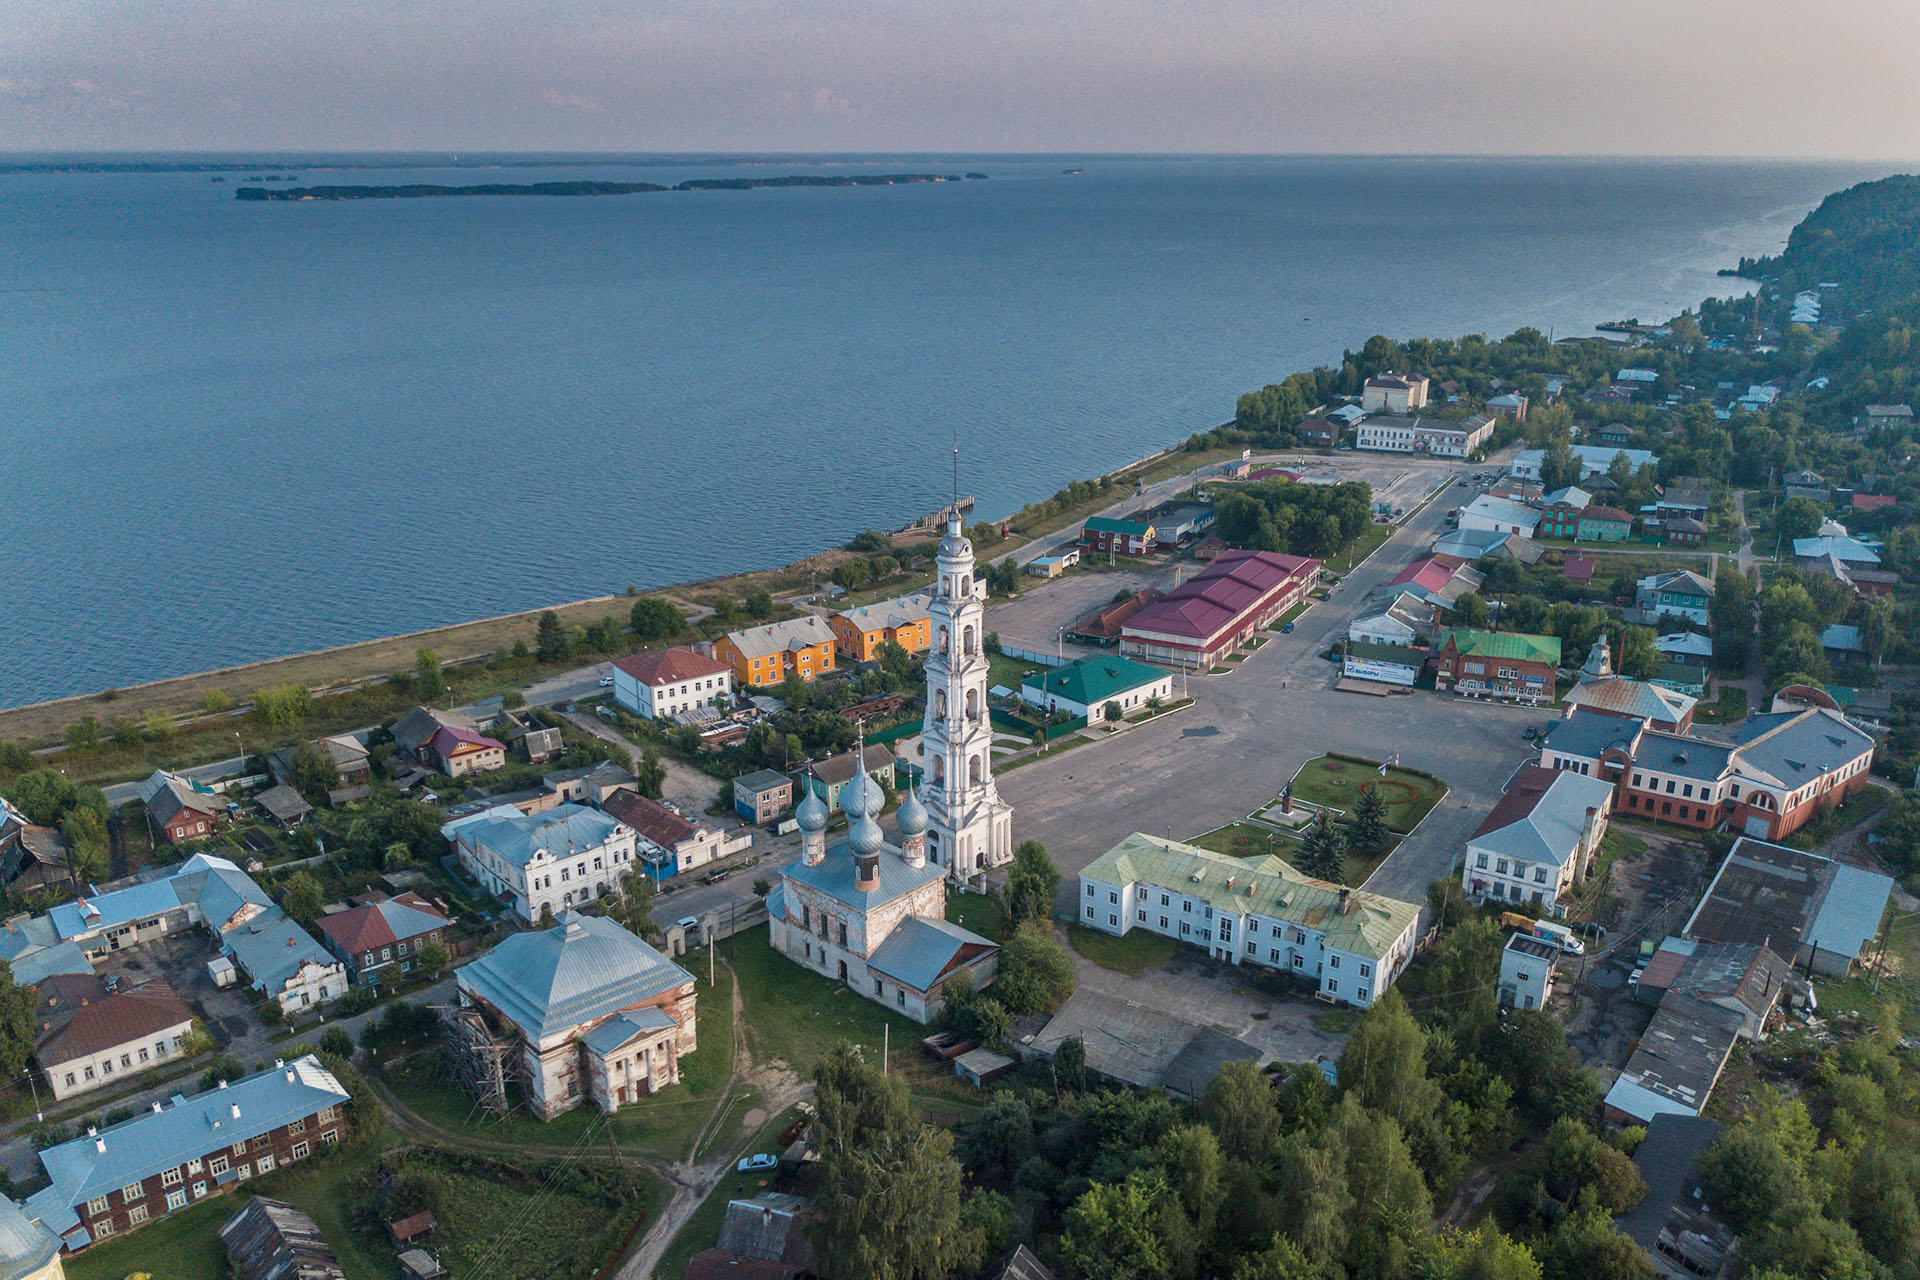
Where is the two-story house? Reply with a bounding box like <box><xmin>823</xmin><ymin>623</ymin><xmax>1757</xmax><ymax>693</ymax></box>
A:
<box><xmin>1462</xmin><ymin>766</ymin><xmax>1615</xmax><ymax>912</ymax></box>
<box><xmin>610</xmin><ymin>647</ymin><xmax>734</xmax><ymax>720</ymax></box>
<box><xmin>715</xmin><ymin>617</ymin><xmax>838</xmax><ymax>688</ymax></box>
<box><xmin>829</xmin><ymin>594</ymin><xmax>934</xmax><ymax>661</ymax></box>
<box><xmin>314</xmin><ymin>893</ymin><xmax>451</xmax><ymax>986</ymax></box>
<box><xmin>1077</xmin><ymin>833</ymin><xmax>1421</xmax><ymax>1008</ymax></box>
<box><xmin>24</xmin><ymin>1055</ymin><xmax>349</xmax><ymax>1253</ymax></box>
<box><xmin>1432</xmin><ymin>630</ymin><xmax>1562</xmax><ymax>701</ymax></box>
<box><xmin>444</xmin><ymin>803</ymin><xmax>639</xmax><ymax>923</ymax></box>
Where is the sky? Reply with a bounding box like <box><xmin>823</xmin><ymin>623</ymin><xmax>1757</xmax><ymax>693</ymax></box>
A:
<box><xmin>4</xmin><ymin>0</ymin><xmax>1920</xmax><ymax>156</ymax></box>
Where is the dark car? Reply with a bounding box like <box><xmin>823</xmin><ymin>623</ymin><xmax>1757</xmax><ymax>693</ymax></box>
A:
<box><xmin>702</xmin><ymin>868</ymin><xmax>732</xmax><ymax>885</ymax></box>
<box><xmin>1280</xmin><ymin>622</ymin><xmax>1296</xmax><ymax>633</ymax></box>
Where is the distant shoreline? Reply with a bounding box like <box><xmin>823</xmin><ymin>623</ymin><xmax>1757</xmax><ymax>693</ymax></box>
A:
<box><xmin>234</xmin><ymin>173</ymin><xmax>988</xmax><ymax>201</ymax></box>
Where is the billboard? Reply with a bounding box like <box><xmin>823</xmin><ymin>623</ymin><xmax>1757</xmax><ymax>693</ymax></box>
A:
<box><xmin>1343</xmin><ymin>656</ymin><xmax>1417</xmax><ymax>687</ymax></box>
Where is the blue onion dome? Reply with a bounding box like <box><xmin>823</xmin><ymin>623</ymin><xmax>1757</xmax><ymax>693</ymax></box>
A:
<box><xmin>841</xmin><ymin>771</ymin><xmax>878</xmax><ymax>820</ymax></box>
<box><xmin>851</xmin><ymin>810</ymin><xmax>885</xmax><ymax>858</ymax></box>
<box><xmin>895</xmin><ymin>785</ymin><xmax>928</xmax><ymax>837</ymax></box>
<box><xmin>796</xmin><ymin>785</ymin><xmax>829</xmax><ymax>833</ymax></box>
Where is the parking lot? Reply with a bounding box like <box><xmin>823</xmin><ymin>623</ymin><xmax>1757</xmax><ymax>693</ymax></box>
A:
<box><xmin>986</xmin><ymin>560</ymin><xmax>1172</xmax><ymax>658</ymax></box>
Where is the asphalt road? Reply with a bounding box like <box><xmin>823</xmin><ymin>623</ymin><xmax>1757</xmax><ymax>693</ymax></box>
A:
<box><xmin>992</xmin><ymin>452</ymin><xmax>1542</xmax><ymax>913</ymax></box>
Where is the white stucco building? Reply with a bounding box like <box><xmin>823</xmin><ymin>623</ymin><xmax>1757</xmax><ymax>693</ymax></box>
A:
<box><xmin>1077</xmin><ymin>834</ymin><xmax>1422</xmax><ymax>1008</ymax></box>
<box><xmin>610</xmin><ymin>647</ymin><xmax>734</xmax><ymax>721</ymax></box>
<box><xmin>919</xmin><ymin>510</ymin><xmax>1014</xmax><ymax>879</ymax></box>
<box><xmin>1361</xmin><ymin>372</ymin><xmax>1429</xmax><ymax>413</ymax></box>
<box><xmin>446</xmin><ymin>803</ymin><xmax>640</xmax><ymax>922</ymax></box>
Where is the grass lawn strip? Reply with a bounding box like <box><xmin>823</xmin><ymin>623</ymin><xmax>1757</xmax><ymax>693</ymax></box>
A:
<box><xmin>1067</xmin><ymin>922</ymin><xmax>1176</xmax><ymax>976</ymax></box>
<box><xmin>1286</xmin><ymin>754</ymin><xmax>1447</xmax><ymax>833</ymax></box>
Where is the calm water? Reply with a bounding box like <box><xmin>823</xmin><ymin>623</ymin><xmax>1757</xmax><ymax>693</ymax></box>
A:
<box><xmin>0</xmin><ymin>154</ymin><xmax>1888</xmax><ymax>705</ymax></box>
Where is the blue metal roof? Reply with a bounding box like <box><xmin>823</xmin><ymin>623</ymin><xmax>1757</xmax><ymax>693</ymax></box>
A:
<box><xmin>455</xmin><ymin>913</ymin><xmax>694</xmax><ymax>1041</ymax></box>
<box><xmin>1808</xmin><ymin>864</ymin><xmax>1894</xmax><ymax>962</ymax></box>
<box><xmin>447</xmin><ymin>804</ymin><xmax>627</xmax><ymax>869</ymax></box>
<box><xmin>1541</xmin><ymin>709</ymin><xmax>1642</xmax><ymax>761</ymax></box>
<box><xmin>581</xmin><ymin>1007</ymin><xmax>679</xmax><ymax>1057</ymax></box>
<box><xmin>33</xmin><ymin>1056</ymin><xmax>348</xmax><ymax>1211</ymax></box>
<box><xmin>50</xmin><ymin>880</ymin><xmax>182</xmax><ymax>940</ymax></box>
<box><xmin>221</xmin><ymin>908</ymin><xmax>337</xmax><ymax>995</ymax></box>
<box><xmin>783</xmin><ymin>837</ymin><xmax>944</xmax><ymax>912</ymax></box>
<box><xmin>865</xmin><ymin>917</ymin><xmax>996</xmax><ymax>992</ymax></box>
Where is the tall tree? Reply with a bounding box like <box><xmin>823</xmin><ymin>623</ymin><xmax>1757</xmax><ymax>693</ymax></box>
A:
<box><xmin>535</xmin><ymin>609</ymin><xmax>570</xmax><ymax>663</ymax></box>
<box><xmin>414</xmin><ymin>647</ymin><xmax>447</xmax><ymax>701</ymax></box>
<box><xmin>1297</xmin><ymin>818</ymin><xmax>1347</xmax><ymax>884</ymax></box>
<box><xmin>1709</xmin><ymin>564</ymin><xmax>1754</xmax><ymax>673</ymax></box>
<box><xmin>1059</xmin><ymin>1178</ymin><xmax>1172</xmax><ymax>1280</ymax></box>
<box><xmin>1337</xmin><ymin>991</ymin><xmax>1432</xmax><ymax>1129</ymax></box>
<box><xmin>1349</xmin><ymin>786</ymin><xmax>1389</xmax><ymax>854</ymax></box>
<box><xmin>1615</xmin><ymin>626</ymin><xmax>1660</xmax><ymax>680</ymax></box>
<box><xmin>1005</xmin><ymin>839</ymin><xmax>1062</xmax><ymax>926</ymax></box>
<box><xmin>992</xmin><ymin>923</ymin><xmax>1076</xmax><ymax>1015</ymax></box>
<box><xmin>285</xmin><ymin>742</ymin><xmax>339</xmax><ymax>800</ymax></box>
<box><xmin>628</xmin><ymin>597</ymin><xmax>686</xmax><ymax>640</ymax></box>
<box><xmin>281</xmin><ymin>871</ymin><xmax>325</xmax><ymax>927</ymax></box>
<box><xmin>1201</xmin><ymin>1058</ymin><xmax>1286</xmax><ymax>1166</ymax></box>
<box><xmin>810</xmin><ymin>1047</ymin><xmax>983</xmax><ymax>1280</ymax></box>
<box><xmin>0</xmin><ymin>962</ymin><xmax>37</xmax><ymax>1081</ymax></box>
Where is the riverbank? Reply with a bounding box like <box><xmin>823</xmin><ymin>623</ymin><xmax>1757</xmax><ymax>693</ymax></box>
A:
<box><xmin>0</xmin><ymin>437</ymin><xmax>1227</xmax><ymax>751</ymax></box>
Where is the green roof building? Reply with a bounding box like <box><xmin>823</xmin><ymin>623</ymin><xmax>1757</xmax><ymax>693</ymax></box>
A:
<box><xmin>1077</xmin><ymin>833</ymin><xmax>1422</xmax><ymax>1007</ymax></box>
<box><xmin>1020</xmin><ymin>654</ymin><xmax>1175</xmax><ymax>720</ymax></box>
<box><xmin>1080</xmin><ymin>515</ymin><xmax>1159</xmax><ymax>555</ymax></box>
<box><xmin>1434</xmin><ymin>629</ymin><xmax>1562</xmax><ymax>702</ymax></box>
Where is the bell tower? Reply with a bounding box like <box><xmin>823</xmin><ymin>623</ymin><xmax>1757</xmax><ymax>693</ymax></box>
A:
<box><xmin>920</xmin><ymin>482</ymin><xmax>1014</xmax><ymax>881</ymax></box>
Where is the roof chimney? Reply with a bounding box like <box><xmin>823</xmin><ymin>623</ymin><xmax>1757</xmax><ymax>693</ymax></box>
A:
<box><xmin>151</xmin><ymin>1102</ymin><xmax>164</xmax><ymax>1114</ymax></box>
<box><xmin>217</xmin><ymin>1078</ymin><xmax>229</xmax><ymax>1089</ymax></box>
<box><xmin>1338</xmin><ymin>887</ymin><xmax>1353</xmax><ymax>915</ymax></box>
<box><xmin>230</xmin><ymin>1103</ymin><xmax>242</xmax><ymax>1120</ymax></box>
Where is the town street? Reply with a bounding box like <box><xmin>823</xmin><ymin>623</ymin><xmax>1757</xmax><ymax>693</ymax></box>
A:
<box><xmin>995</xmin><ymin>457</ymin><xmax>1542</xmax><ymax>912</ymax></box>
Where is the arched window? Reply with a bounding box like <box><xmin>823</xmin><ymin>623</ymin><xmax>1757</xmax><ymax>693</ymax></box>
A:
<box><xmin>960</xmin><ymin>575</ymin><xmax>971</xmax><ymax>597</ymax></box>
<box><xmin>934</xmin><ymin>690</ymin><xmax>948</xmax><ymax>718</ymax></box>
<box><xmin>965</xmin><ymin>689</ymin><xmax>978</xmax><ymax>720</ymax></box>
<box><xmin>963</xmin><ymin>625</ymin><xmax>975</xmax><ymax>655</ymax></box>
<box><xmin>938</xmin><ymin>625</ymin><xmax>949</xmax><ymax>652</ymax></box>
<box><xmin>969</xmin><ymin>754</ymin><xmax>983</xmax><ymax>786</ymax></box>
<box><xmin>932</xmin><ymin>756</ymin><xmax>946</xmax><ymax>784</ymax></box>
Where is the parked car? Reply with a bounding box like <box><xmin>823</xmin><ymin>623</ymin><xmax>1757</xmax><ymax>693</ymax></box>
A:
<box><xmin>675</xmin><ymin>915</ymin><xmax>701</xmax><ymax>933</ymax></box>
<box><xmin>1280</xmin><ymin>622</ymin><xmax>1296</xmax><ymax>633</ymax></box>
<box><xmin>598</xmin><ymin>675</ymin><xmax>615</xmax><ymax>687</ymax></box>
<box><xmin>737</xmin><ymin>1153</ymin><xmax>778</xmax><ymax>1172</ymax></box>
<box><xmin>702</xmin><ymin>868</ymin><xmax>732</xmax><ymax>885</ymax></box>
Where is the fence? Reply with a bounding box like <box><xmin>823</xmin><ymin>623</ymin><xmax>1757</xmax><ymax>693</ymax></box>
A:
<box><xmin>997</xmin><ymin>645</ymin><xmax>1068</xmax><ymax>668</ymax></box>
<box><xmin>990</xmin><ymin>708</ymin><xmax>1087</xmax><ymax>741</ymax></box>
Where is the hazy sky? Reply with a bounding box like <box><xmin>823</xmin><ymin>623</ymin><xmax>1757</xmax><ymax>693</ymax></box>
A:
<box><xmin>4</xmin><ymin>0</ymin><xmax>1919</xmax><ymax>155</ymax></box>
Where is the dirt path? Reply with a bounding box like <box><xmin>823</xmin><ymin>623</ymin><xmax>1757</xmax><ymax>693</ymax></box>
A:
<box><xmin>614</xmin><ymin>956</ymin><xmax>814</xmax><ymax>1280</ymax></box>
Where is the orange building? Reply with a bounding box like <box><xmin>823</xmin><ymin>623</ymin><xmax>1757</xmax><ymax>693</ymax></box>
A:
<box><xmin>716</xmin><ymin>616</ymin><xmax>839</xmax><ymax>688</ymax></box>
<box><xmin>829</xmin><ymin>592</ymin><xmax>934</xmax><ymax>662</ymax></box>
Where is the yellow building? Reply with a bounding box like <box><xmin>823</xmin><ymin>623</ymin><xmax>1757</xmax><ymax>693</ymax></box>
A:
<box><xmin>829</xmin><ymin>593</ymin><xmax>934</xmax><ymax>662</ymax></box>
<box><xmin>717</xmin><ymin>616</ymin><xmax>839</xmax><ymax>688</ymax></box>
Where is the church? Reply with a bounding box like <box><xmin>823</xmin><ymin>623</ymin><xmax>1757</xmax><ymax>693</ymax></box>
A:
<box><xmin>765</xmin><ymin>507</ymin><xmax>1009</xmax><ymax>1021</ymax></box>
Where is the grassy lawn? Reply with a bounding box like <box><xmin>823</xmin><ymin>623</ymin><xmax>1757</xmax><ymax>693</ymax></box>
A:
<box><xmin>1188</xmin><ymin>820</ymin><xmax>1389</xmax><ymax>887</ymax></box>
<box><xmin>1818</xmin><ymin>902</ymin><xmax>1918</xmax><ymax>1022</ymax></box>
<box><xmin>946</xmin><ymin>889</ymin><xmax>1010</xmax><ymax>940</ymax></box>
<box><xmin>988</xmin><ymin>651</ymin><xmax>1048</xmax><ymax>693</ymax></box>
<box><xmin>726</xmin><ymin>933</ymin><xmax>927</xmax><ymax>1079</ymax></box>
<box><xmin>653</xmin><ymin>1105</ymin><xmax>803</xmax><ymax>1280</ymax></box>
<box><xmin>1330</xmin><ymin>521</ymin><xmax>1394</xmax><ymax>573</ymax></box>
<box><xmin>1286</xmin><ymin>755</ymin><xmax>1447</xmax><ymax>833</ymax></box>
<box><xmin>383</xmin><ymin>959</ymin><xmax>735</xmax><ymax>1163</ymax></box>
<box><xmin>69</xmin><ymin>1137</ymin><xmax>402</xmax><ymax>1280</ymax></box>
<box><xmin>1691</xmin><ymin>683</ymin><xmax>1749</xmax><ymax>724</ymax></box>
<box><xmin>1785</xmin><ymin>784</ymin><xmax>1891</xmax><ymax>851</ymax></box>
<box><xmin>1067</xmin><ymin>922</ymin><xmax>1177</xmax><ymax>976</ymax></box>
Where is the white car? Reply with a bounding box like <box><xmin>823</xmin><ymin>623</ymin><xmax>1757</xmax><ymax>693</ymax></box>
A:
<box><xmin>598</xmin><ymin>675</ymin><xmax>615</xmax><ymax>687</ymax></box>
<box><xmin>737</xmin><ymin>1153</ymin><xmax>778</xmax><ymax>1172</ymax></box>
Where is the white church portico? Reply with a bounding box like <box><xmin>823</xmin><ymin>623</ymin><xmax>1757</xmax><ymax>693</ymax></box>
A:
<box><xmin>919</xmin><ymin>510</ymin><xmax>1015</xmax><ymax>881</ymax></box>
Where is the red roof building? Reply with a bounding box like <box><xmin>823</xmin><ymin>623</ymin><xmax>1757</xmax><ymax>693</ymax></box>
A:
<box><xmin>610</xmin><ymin>646</ymin><xmax>735</xmax><ymax>720</ymax></box>
<box><xmin>425</xmin><ymin>725</ymin><xmax>505</xmax><ymax>779</ymax></box>
<box><xmin>314</xmin><ymin>893</ymin><xmax>451</xmax><ymax>985</ymax></box>
<box><xmin>1852</xmin><ymin>493</ymin><xmax>1896</xmax><ymax>513</ymax></box>
<box><xmin>600</xmin><ymin>790</ymin><xmax>729</xmax><ymax>878</ymax></box>
<box><xmin>1563</xmin><ymin>555</ymin><xmax>1596</xmax><ymax>583</ymax></box>
<box><xmin>1120</xmin><ymin>550</ymin><xmax>1320</xmax><ymax>668</ymax></box>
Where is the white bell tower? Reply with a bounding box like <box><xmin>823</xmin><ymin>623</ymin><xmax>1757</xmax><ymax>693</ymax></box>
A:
<box><xmin>920</xmin><ymin>495</ymin><xmax>1013</xmax><ymax>881</ymax></box>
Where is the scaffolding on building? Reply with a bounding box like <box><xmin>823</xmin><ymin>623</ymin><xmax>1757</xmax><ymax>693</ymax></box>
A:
<box><xmin>439</xmin><ymin>1004</ymin><xmax>515</xmax><ymax>1116</ymax></box>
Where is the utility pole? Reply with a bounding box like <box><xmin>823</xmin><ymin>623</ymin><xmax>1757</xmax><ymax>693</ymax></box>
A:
<box><xmin>883</xmin><ymin>1023</ymin><xmax>889</xmax><ymax>1075</ymax></box>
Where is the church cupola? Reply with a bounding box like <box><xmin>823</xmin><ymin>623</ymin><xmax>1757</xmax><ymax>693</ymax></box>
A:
<box><xmin>796</xmin><ymin>778</ymin><xmax>828</xmax><ymax>867</ymax></box>
<box><xmin>896</xmin><ymin>783</ymin><xmax>928</xmax><ymax>869</ymax></box>
<box><xmin>851</xmin><ymin>810</ymin><xmax>883</xmax><ymax>890</ymax></box>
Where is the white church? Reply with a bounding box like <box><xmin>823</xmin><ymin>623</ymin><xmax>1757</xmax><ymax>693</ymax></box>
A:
<box><xmin>765</xmin><ymin>507</ymin><xmax>1010</xmax><ymax>1021</ymax></box>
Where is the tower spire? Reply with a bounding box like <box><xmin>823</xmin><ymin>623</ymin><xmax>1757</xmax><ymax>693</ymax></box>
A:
<box><xmin>951</xmin><ymin>433</ymin><xmax>960</xmax><ymax>526</ymax></box>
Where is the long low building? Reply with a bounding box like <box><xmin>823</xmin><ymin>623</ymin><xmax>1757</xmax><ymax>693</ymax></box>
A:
<box><xmin>1120</xmin><ymin>550</ymin><xmax>1320</xmax><ymax>668</ymax></box>
<box><xmin>1511</xmin><ymin>445</ymin><xmax>1658</xmax><ymax>481</ymax></box>
<box><xmin>1078</xmin><ymin>834</ymin><xmax>1421</xmax><ymax>1008</ymax></box>
<box><xmin>1683</xmin><ymin>836</ymin><xmax>1892</xmax><ymax>978</ymax></box>
<box><xmin>1019</xmin><ymin>653</ymin><xmax>1175</xmax><ymax>720</ymax></box>
<box><xmin>24</xmin><ymin>1055</ymin><xmax>349</xmax><ymax>1253</ymax></box>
